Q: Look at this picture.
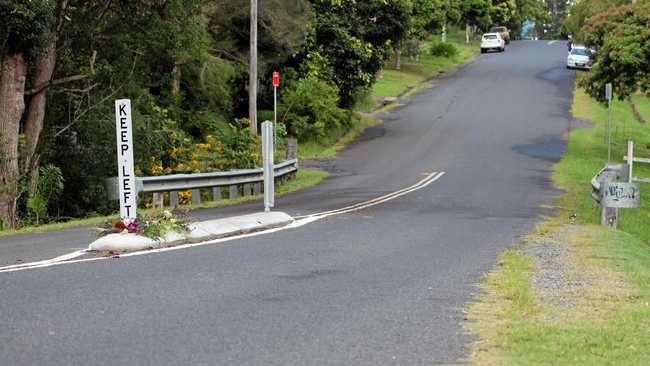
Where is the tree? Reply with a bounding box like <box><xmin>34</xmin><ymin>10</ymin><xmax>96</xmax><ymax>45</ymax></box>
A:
<box><xmin>0</xmin><ymin>0</ymin><xmax>212</xmax><ymax>227</ymax></box>
<box><xmin>579</xmin><ymin>2</ymin><xmax>649</xmax><ymax>101</ymax></box>
<box><xmin>301</xmin><ymin>0</ymin><xmax>411</xmax><ymax>107</ymax></box>
<box><xmin>0</xmin><ymin>0</ymin><xmax>55</xmax><ymax>227</ymax></box>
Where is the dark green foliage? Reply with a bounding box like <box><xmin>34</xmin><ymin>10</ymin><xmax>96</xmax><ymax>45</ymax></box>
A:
<box><xmin>26</xmin><ymin>164</ymin><xmax>64</xmax><ymax>225</ymax></box>
<box><xmin>214</xmin><ymin>119</ymin><xmax>260</xmax><ymax>170</ymax></box>
<box><xmin>0</xmin><ymin>0</ymin><xmax>54</xmax><ymax>55</ymax></box>
<box><xmin>279</xmin><ymin>76</ymin><xmax>349</xmax><ymax>140</ymax></box>
<box><xmin>299</xmin><ymin>0</ymin><xmax>412</xmax><ymax>107</ymax></box>
<box><xmin>579</xmin><ymin>2</ymin><xmax>650</xmax><ymax>101</ymax></box>
<box><xmin>430</xmin><ymin>41</ymin><xmax>459</xmax><ymax>58</ymax></box>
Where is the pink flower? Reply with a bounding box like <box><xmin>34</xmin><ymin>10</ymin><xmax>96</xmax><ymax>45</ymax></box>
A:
<box><xmin>126</xmin><ymin>221</ymin><xmax>140</xmax><ymax>233</ymax></box>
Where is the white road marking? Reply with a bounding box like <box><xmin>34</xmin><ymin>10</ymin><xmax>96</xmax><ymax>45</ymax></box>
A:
<box><xmin>0</xmin><ymin>250</ymin><xmax>86</xmax><ymax>271</ymax></box>
<box><xmin>0</xmin><ymin>171</ymin><xmax>445</xmax><ymax>273</ymax></box>
<box><xmin>547</xmin><ymin>40</ymin><xmax>557</xmax><ymax>45</ymax></box>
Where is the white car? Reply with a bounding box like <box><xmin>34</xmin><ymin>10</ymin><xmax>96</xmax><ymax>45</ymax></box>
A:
<box><xmin>481</xmin><ymin>33</ymin><xmax>505</xmax><ymax>53</ymax></box>
<box><xmin>566</xmin><ymin>46</ymin><xmax>592</xmax><ymax>70</ymax></box>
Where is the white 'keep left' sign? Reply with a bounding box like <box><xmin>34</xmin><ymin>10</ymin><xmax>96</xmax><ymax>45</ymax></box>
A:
<box><xmin>115</xmin><ymin>99</ymin><xmax>137</xmax><ymax>219</ymax></box>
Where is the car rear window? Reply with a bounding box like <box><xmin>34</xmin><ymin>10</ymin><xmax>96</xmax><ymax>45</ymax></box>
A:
<box><xmin>571</xmin><ymin>48</ymin><xmax>589</xmax><ymax>56</ymax></box>
<box><xmin>483</xmin><ymin>35</ymin><xmax>497</xmax><ymax>40</ymax></box>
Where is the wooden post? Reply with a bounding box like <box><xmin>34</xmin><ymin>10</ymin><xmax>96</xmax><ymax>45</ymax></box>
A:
<box><xmin>243</xmin><ymin>183</ymin><xmax>252</xmax><ymax>196</ymax></box>
<box><xmin>153</xmin><ymin>192</ymin><xmax>164</xmax><ymax>208</ymax></box>
<box><xmin>212</xmin><ymin>186</ymin><xmax>222</xmax><ymax>201</ymax></box>
<box><xmin>170</xmin><ymin>191</ymin><xmax>179</xmax><ymax>207</ymax></box>
<box><xmin>191</xmin><ymin>189</ymin><xmax>201</xmax><ymax>205</ymax></box>
<box><xmin>286</xmin><ymin>138</ymin><xmax>298</xmax><ymax>160</ymax></box>
<box><xmin>628</xmin><ymin>140</ymin><xmax>634</xmax><ymax>183</ymax></box>
<box><xmin>249</xmin><ymin>0</ymin><xmax>258</xmax><ymax>136</ymax></box>
<box><xmin>602</xmin><ymin>207</ymin><xmax>618</xmax><ymax>229</ymax></box>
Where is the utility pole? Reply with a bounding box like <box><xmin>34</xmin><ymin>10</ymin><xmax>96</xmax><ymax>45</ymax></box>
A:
<box><xmin>249</xmin><ymin>0</ymin><xmax>258</xmax><ymax>136</ymax></box>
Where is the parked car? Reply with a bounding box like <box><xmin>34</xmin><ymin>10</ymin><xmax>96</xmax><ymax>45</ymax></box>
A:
<box><xmin>490</xmin><ymin>26</ymin><xmax>510</xmax><ymax>44</ymax></box>
<box><xmin>566</xmin><ymin>46</ymin><xmax>592</xmax><ymax>70</ymax></box>
<box><xmin>481</xmin><ymin>33</ymin><xmax>506</xmax><ymax>53</ymax></box>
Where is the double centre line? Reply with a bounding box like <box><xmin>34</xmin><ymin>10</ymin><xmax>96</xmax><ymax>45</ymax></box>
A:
<box><xmin>0</xmin><ymin>171</ymin><xmax>446</xmax><ymax>273</ymax></box>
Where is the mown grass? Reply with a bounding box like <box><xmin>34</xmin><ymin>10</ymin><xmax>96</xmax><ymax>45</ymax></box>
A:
<box><xmin>298</xmin><ymin>115</ymin><xmax>380</xmax><ymax>159</ymax></box>
<box><xmin>369</xmin><ymin>30</ymin><xmax>480</xmax><ymax>104</ymax></box>
<box><xmin>470</xmin><ymin>226</ymin><xmax>650</xmax><ymax>366</ymax></box>
<box><xmin>555</xmin><ymin>87</ymin><xmax>650</xmax><ymax>241</ymax></box>
<box><xmin>0</xmin><ymin>168</ymin><xmax>328</xmax><ymax>237</ymax></box>
<box><xmin>467</xmin><ymin>86</ymin><xmax>650</xmax><ymax>365</ymax></box>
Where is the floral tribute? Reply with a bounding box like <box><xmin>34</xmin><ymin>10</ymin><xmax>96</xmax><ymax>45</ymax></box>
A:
<box><xmin>100</xmin><ymin>210</ymin><xmax>189</xmax><ymax>239</ymax></box>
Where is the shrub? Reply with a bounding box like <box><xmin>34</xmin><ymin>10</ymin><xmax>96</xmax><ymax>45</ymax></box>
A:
<box><xmin>279</xmin><ymin>76</ymin><xmax>350</xmax><ymax>140</ymax></box>
<box><xmin>430</xmin><ymin>41</ymin><xmax>459</xmax><ymax>58</ymax></box>
<box><xmin>26</xmin><ymin>164</ymin><xmax>65</xmax><ymax>225</ymax></box>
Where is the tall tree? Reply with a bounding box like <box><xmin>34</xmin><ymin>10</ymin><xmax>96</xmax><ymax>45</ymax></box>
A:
<box><xmin>579</xmin><ymin>1</ymin><xmax>649</xmax><ymax>101</ymax></box>
<box><xmin>302</xmin><ymin>0</ymin><xmax>411</xmax><ymax>107</ymax></box>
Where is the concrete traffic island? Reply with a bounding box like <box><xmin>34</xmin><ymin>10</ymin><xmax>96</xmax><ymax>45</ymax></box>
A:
<box><xmin>88</xmin><ymin>212</ymin><xmax>294</xmax><ymax>253</ymax></box>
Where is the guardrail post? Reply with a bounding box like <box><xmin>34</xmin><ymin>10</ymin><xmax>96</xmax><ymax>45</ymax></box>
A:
<box><xmin>191</xmin><ymin>189</ymin><xmax>201</xmax><ymax>205</ymax></box>
<box><xmin>170</xmin><ymin>191</ymin><xmax>179</xmax><ymax>207</ymax></box>
<box><xmin>229</xmin><ymin>184</ymin><xmax>238</xmax><ymax>200</ymax></box>
<box><xmin>243</xmin><ymin>183</ymin><xmax>252</xmax><ymax>196</ymax></box>
<box><xmin>286</xmin><ymin>138</ymin><xmax>298</xmax><ymax>160</ymax></box>
<box><xmin>153</xmin><ymin>192</ymin><xmax>164</xmax><ymax>208</ymax></box>
<box><xmin>253</xmin><ymin>182</ymin><xmax>262</xmax><ymax>195</ymax></box>
<box><xmin>212</xmin><ymin>187</ymin><xmax>222</xmax><ymax>201</ymax></box>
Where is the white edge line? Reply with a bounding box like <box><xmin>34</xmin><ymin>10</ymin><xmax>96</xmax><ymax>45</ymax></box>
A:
<box><xmin>0</xmin><ymin>171</ymin><xmax>446</xmax><ymax>274</ymax></box>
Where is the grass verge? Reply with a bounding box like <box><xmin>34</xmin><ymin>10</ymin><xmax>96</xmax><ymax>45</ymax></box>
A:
<box><xmin>298</xmin><ymin>115</ymin><xmax>380</xmax><ymax>159</ymax></box>
<box><xmin>362</xmin><ymin>30</ymin><xmax>480</xmax><ymax>112</ymax></box>
<box><xmin>466</xmin><ymin>85</ymin><xmax>650</xmax><ymax>365</ymax></box>
<box><xmin>468</xmin><ymin>224</ymin><xmax>650</xmax><ymax>365</ymax></box>
<box><xmin>0</xmin><ymin>168</ymin><xmax>328</xmax><ymax>237</ymax></box>
<box><xmin>301</xmin><ymin>31</ymin><xmax>480</xmax><ymax>160</ymax></box>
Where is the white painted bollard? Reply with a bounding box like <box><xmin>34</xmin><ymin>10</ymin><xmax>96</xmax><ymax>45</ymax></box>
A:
<box><xmin>262</xmin><ymin>121</ymin><xmax>275</xmax><ymax>212</ymax></box>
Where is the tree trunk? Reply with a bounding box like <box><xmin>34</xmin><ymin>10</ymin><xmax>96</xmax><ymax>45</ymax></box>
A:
<box><xmin>442</xmin><ymin>22</ymin><xmax>447</xmax><ymax>43</ymax></box>
<box><xmin>23</xmin><ymin>43</ymin><xmax>57</xmax><ymax>195</ymax></box>
<box><xmin>171</xmin><ymin>62</ymin><xmax>181</xmax><ymax>96</ymax></box>
<box><xmin>0</xmin><ymin>53</ymin><xmax>27</xmax><ymax>228</ymax></box>
<box><xmin>249</xmin><ymin>0</ymin><xmax>258</xmax><ymax>136</ymax></box>
<box><xmin>466</xmin><ymin>23</ymin><xmax>470</xmax><ymax>44</ymax></box>
<box><xmin>394</xmin><ymin>48</ymin><xmax>402</xmax><ymax>70</ymax></box>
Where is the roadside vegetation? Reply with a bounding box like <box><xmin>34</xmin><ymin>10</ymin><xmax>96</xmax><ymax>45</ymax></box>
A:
<box><xmin>467</xmin><ymin>86</ymin><xmax>650</xmax><ymax>365</ymax></box>
<box><xmin>3</xmin><ymin>0</ymin><xmax>552</xmax><ymax>232</ymax></box>
<box><xmin>468</xmin><ymin>1</ymin><xmax>650</xmax><ymax>362</ymax></box>
<box><xmin>0</xmin><ymin>168</ymin><xmax>328</xmax><ymax>237</ymax></box>
<box><xmin>368</xmin><ymin>29</ymin><xmax>480</xmax><ymax>107</ymax></box>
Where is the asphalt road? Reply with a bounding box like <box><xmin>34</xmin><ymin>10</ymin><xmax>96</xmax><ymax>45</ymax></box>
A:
<box><xmin>0</xmin><ymin>41</ymin><xmax>575</xmax><ymax>365</ymax></box>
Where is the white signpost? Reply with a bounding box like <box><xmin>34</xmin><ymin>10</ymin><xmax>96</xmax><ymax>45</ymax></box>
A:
<box><xmin>262</xmin><ymin>121</ymin><xmax>275</xmax><ymax>212</ymax></box>
<box><xmin>115</xmin><ymin>99</ymin><xmax>137</xmax><ymax>220</ymax></box>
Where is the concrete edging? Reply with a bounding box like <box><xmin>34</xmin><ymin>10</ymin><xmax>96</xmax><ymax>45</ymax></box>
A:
<box><xmin>88</xmin><ymin>212</ymin><xmax>294</xmax><ymax>252</ymax></box>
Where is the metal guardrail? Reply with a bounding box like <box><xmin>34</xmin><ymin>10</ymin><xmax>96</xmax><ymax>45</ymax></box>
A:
<box><xmin>591</xmin><ymin>160</ymin><xmax>641</xmax><ymax>229</ymax></box>
<box><xmin>106</xmin><ymin>159</ymin><xmax>298</xmax><ymax>207</ymax></box>
<box><xmin>591</xmin><ymin>163</ymin><xmax>627</xmax><ymax>204</ymax></box>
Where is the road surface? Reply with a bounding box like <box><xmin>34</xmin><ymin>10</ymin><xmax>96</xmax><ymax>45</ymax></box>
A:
<box><xmin>0</xmin><ymin>41</ymin><xmax>575</xmax><ymax>365</ymax></box>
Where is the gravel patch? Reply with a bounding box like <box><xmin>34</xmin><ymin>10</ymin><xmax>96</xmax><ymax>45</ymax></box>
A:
<box><xmin>520</xmin><ymin>225</ymin><xmax>588</xmax><ymax>309</ymax></box>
